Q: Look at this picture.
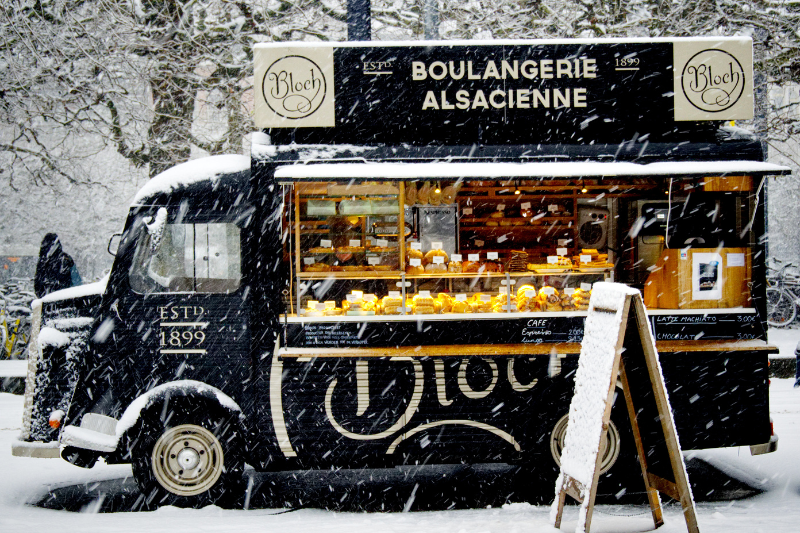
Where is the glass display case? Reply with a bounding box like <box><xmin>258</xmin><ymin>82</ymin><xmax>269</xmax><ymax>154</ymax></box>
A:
<box><xmin>287</xmin><ymin>179</ymin><xmax>616</xmax><ymax>320</ymax></box>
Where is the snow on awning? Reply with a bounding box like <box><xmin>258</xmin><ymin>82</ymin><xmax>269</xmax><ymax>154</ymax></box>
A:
<box><xmin>274</xmin><ymin>160</ymin><xmax>791</xmax><ymax>181</ymax></box>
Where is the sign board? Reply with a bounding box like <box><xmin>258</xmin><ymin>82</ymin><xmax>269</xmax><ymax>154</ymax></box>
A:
<box><xmin>552</xmin><ymin>282</ymin><xmax>699</xmax><ymax>533</ymax></box>
<box><xmin>254</xmin><ymin>38</ymin><xmax>753</xmax><ymax>146</ymax></box>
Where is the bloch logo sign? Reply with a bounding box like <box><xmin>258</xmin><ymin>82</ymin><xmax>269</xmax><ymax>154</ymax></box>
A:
<box><xmin>674</xmin><ymin>39</ymin><xmax>753</xmax><ymax>121</ymax></box>
<box><xmin>254</xmin><ymin>47</ymin><xmax>335</xmax><ymax>128</ymax></box>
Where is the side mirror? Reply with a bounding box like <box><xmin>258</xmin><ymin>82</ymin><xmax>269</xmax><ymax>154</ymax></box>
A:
<box><xmin>107</xmin><ymin>233</ymin><xmax>122</xmax><ymax>256</ymax></box>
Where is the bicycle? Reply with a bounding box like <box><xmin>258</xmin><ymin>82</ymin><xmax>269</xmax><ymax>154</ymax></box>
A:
<box><xmin>766</xmin><ymin>259</ymin><xmax>800</xmax><ymax>328</ymax></box>
<box><xmin>0</xmin><ymin>280</ymin><xmax>35</xmax><ymax>359</ymax></box>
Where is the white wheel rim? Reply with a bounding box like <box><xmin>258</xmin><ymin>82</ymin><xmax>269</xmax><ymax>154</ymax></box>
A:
<box><xmin>549</xmin><ymin>414</ymin><xmax>621</xmax><ymax>475</ymax></box>
<box><xmin>151</xmin><ymin>424</ymin><xmax>224</xmax><ymax>497</ymax></box>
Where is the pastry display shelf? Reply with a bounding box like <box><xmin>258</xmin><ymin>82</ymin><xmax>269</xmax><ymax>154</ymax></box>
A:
<box><xmin>296</xmin><ymin>270</ymin><xmax>611</xmax><ymax>281</ymax></box>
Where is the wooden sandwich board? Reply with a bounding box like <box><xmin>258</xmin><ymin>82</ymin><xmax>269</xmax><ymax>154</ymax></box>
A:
<box><xmin>552</xmin><ymin>282</ymin><xmax>699</xmax><ymax>533</ymax></box>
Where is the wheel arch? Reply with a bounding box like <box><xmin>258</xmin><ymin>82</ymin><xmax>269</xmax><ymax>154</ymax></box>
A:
<box><xmin>113</xmin><ymin>379</ymin><xmax>245</xmax><ymax>462</ymax></box>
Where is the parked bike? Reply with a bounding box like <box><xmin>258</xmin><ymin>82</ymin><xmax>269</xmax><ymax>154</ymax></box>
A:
<box><xmin>0</xmin><ymin>280</ymin><xmax>34</xmax><ymax>359</ymax></box>
<box><xmin>766</xmin><ymin>259</ymin><xmax>800</xmax><ymax>328</ymax></box>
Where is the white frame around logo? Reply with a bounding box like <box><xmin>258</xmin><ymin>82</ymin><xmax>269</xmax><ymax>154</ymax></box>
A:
<box><xmin>673</xmin><ymin>38</ymin><xmax>754</xmax><ymax>121</ymax></box>
<box><xmin>254</xmin><ymin>46</ymin><xmax>336</xmax><ymax>128</ymax></box>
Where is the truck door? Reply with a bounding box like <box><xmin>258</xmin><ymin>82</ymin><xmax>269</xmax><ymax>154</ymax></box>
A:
<box><xmin>120</xmin><ymin>208</ymin><xmax>251</xmax><ymax>409</ymax></box>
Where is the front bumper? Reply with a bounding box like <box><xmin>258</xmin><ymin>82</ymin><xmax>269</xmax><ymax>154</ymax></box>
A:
<box><xmin>750</xmin><ymin>434</ymin><xmax>779</xmax><ymax>455</ymax></box>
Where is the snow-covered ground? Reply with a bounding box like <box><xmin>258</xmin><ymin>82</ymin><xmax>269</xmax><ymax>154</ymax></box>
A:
<box><xmin>0</xmin><ymin>373</ymin><xmax>799</xmax><ymax>532</ymax></box>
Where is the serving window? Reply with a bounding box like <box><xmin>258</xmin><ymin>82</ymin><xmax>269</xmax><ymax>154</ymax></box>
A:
<box><xmin>280</xmin><ymin>174</ymin><xmax>760</xmax><ymax>320</ymax></box>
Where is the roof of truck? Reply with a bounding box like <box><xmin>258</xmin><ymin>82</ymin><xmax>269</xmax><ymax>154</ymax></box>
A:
<box><xmin>132</xmin><ymin>155</ymin><xmax>250</xmax><ymax>206</ymax></box>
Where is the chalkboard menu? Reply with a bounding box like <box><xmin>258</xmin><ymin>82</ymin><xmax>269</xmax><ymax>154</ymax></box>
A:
<box><xmin>285</xmin><ymin>312</ymin><xmax>765</xmax><ymax>348</ymax></box>
<box><xmin>286</xmin><ymin>315</ymin><xmax>588</xmax><ymax>348</ymax></box>
<box><xmin>649</xmin><ymin>313</ymin><xmax>763</xmax><ymax>341</ymax></box>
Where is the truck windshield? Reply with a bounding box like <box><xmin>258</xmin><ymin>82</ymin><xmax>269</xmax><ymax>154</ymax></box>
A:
<box><xmin>129</xmin><ymin>221</ymin><xmax>241</xmax><ymax>294</ymax></box>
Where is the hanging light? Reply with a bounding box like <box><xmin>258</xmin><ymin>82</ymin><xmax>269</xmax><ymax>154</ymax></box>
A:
<box><xmin>580</xmin><ymin>180</ymin><xmax>588</xmax><ymax>194</ymax></box>
<box><xmin>434</xmin><ymin>181</ymin><xmax>441</xmax><ymax>194</ymax></box>
<box><xmin>514</xmin><ymin>180</ymin><xmax>521</xmax><ymax>195</ymax></box>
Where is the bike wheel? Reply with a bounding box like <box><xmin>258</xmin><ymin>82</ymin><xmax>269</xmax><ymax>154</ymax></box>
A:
<box><xmin>767</xmin><ymin>288</ymin><xmax>796</xmax><ymax>327</ymax></box>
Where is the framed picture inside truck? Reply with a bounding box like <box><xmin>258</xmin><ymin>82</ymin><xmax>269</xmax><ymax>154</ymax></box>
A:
<box><xmin>15</xmin><ymin>37</ymin><xmax>789</xmax><ymax>509</ymax></box>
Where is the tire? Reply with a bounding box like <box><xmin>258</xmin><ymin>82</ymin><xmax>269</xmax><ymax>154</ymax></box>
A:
<box><xmin>131</xmin><ymin>401</ymin><xmax>245</xmax><ymax>508</ymax></box>
<box><xmin>767</xmin><ymin>288</ymin><xmax>796</xmax><ymax>327</ymax></box>
<box><xmin>519</xmin><ymin>390</ymin><xmax>644</xmax><ymax>503</ymax></box>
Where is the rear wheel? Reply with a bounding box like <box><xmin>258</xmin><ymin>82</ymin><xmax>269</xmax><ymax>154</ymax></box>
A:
<box><xmin>131</xmin><ymin>403</ymin><xmax>244</xmax><ymax>508</ymax></box>
<box><xmin>767</xmin><ymin>287</ymin><xmax>796</xmax><ymax>327</ymax></box>
<box><xmin>549</xmin><ymin>413</ymin><xmax>622</xmax><ymax>476</ymax></box>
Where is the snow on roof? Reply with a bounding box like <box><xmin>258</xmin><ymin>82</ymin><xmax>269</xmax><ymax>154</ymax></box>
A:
<box><xmin>254</xmin><ymin>36</ymin><xmax>751</xmax><ymax>50</ymax></box>
<box><xmin>274</xmin><ymin>160</ymin><xmax>791</xmax><ymax>180</ymax></box>
<box><xmin>35</xmin><ymin>274</ymin><xmax>109</xmax><ymax>306</ymax></box>
<box><xmin>132</xmin><ymin>155</ymin><xmax>250</xmax><ymax>205</ymax></box>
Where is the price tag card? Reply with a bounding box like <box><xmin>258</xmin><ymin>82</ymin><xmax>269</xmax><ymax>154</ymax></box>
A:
<box><xmin>389</xmin><ymin>291</ymin><xmax>401</xmax><ymax>298</ymax></box>
<box><xmin>556</xmin><ymin>247</ymin><xmax>568</xmax><ymax>256</ymax></box>
<box><xmin>521</xmin><ymin>202</ymin><xmax>531</xmax><ymax>209</ymax></box>
<box><xmin>542</xmin><ymin>287</ymin><xmax>556</xmax><ymax>295</ymax></box>
<box><xmin>548</xmin><ymin>204</ymin><xmax>559</xmax><ymax>212</ymax></box>
<box><xmin>451</xmin><ymin>254</ymin><xmax>463</xmax><ymax>262</ymax></box>
<box><xmin>581</xmin><ymin>283</ymin><xmax>593</xmax><ymax>291</ymax></box>
<box><xmin>349</xmin><ymin>239</ymin><xmax>361</xmax><ymax>247</ymax></box>
<box><xmin>307</xmin><ymin>300</ymin><xmax>319</xmax><ymax>309</ymax></box>
<box><xmin>433</xmin><ymin>256</ymin><xmax>445</xmax><ymax>264</ymax></box>
<box><xmin>487</xmin><ymin>252</ymin><xmax>499</xmax><ymax>260</ymax></box>
<box><xmin>410</xmin><ymin>258</ymin><xmax>422</xmax><ymax>267</ymax></box>
<box><xmin>351</xmin><ymin>290</ymin><xmax>363</xmax><ymax>298</ymax></box>
<box><xmin>346</xmin><ymin>294</ymin><xmax>360</xmax><ymax>303</ymax></box>
<box><xmin>368</xmin><ymin>257</ymin><xmax>381</xmax><ymax>265</ymax></box>
<box><xmin>728</xmin><ymin>253</ymin><xmax>745</xmax><ymax>267</ymax></box>
<box><xmin>419</xmin><ymin>290</ymin><xmax>431</xmax><ymax>298</ymax></box>
<box><xmin>410</xmin><ymin>242</ymin><xmax>422</xmax><ymax>250</ymax></box>
<box><xmin>363</xmin><ymin>294</ymin><xmax>377</xmax><ymax>302</ymax></box>
<box><xmin>497</xmin><ymin>204</ymin><xmax>506</xmax><ymax>211</ymax></box>
<box><xmin>524</xmin><ymin>289</ymin><xmax>536</xmax><ymax>297</ymax></box>
<box><xmin>475</xmin><ymin>240</ymin><xmax>485</xmax><ymax>247</ymax></box>
<box><xmin>580</xmin><ymin>255</ymin><xmax>592</xmax><ymax>263</ymax></box>
<box><xmin>455</xmin><ymin>294</ymin><xmax>468</xmax><ymax>302</ymax></box>
<box><xmin>468</xmin><ymin>253</ymin><xmax>480</xmax><ymax>262</ymax></box>
<box><xmin>503</xmin><ymin>305</ymin><xmax>517</xmax><ymax>311</ymax></box>
<box><xmin>431</xmin><ymin>241</ymin><xmax>443</xmax><ymax>250</ymax></box>
<box><xmin>320</xmin><ymin>239</ymin><xmax>332</xmax><ymax>248</ymax></box>
<box><xmin>303</xmin><ymin>257</ymin><xmax>315</xmax><ymax>265</ymax></box>
<box><xmin>564</xmin><ymin>288</ymin><xmax>576</xmax><ymax>295</ymax></box>
<box><xmin>324</xmin><ymin>300</ymin><xmax>336</xmax><ymax>308</ymax></box>
<box><xmin>315</xmin><ymin>302</ymin><xmax>326</xmax><ymax>311</ymax></box>
<box><xmin>481</xmin><ymin>294</ymin><xmax>492</xmax><ymax>302</ymax></box>
<box><xmin>463</xmin><ymin>207</ymin><xmax>473</xmax><ymax>215</ymax></box>
<box><xmin>376</xmin><ymin>239</ymin><xmax>389</xmax><ymax>247</ymax></box>
<box><xmin>547</xmin><ymin>256</ymin><xmax>558</xmax><ymax>264</ymax></box>
<box><xmin>497</xmin><ymin>235</ymin><xmax>508</xmax><ymax>243</ymax></box>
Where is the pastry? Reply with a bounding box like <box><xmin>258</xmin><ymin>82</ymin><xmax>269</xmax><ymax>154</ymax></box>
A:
<box><xmin>423</xmin><ymin>249</ymin><xmax>449</xmax><ymax>265</ymax></box>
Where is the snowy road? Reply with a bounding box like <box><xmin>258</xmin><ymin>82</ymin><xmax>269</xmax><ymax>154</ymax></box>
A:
<box><xmin>1</xmin><ymin>376</ymin><xmax>799</xmax><ymax>532</ymax></box>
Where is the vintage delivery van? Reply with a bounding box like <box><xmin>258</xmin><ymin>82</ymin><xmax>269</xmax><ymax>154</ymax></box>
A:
<box><xmin>15</xmin><ymin>37</ymin><xmax>789</xmax><ymax>508</ymax></box>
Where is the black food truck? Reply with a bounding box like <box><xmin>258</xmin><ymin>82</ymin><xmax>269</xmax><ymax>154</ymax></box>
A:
<box><xmin>15</xmin><ymin>37</ymin><xmax>789</xmax><ymax>508</ymax></box>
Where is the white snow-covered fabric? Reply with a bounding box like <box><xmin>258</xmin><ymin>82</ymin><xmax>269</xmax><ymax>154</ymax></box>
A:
<box><xmin>550</xmin><ymin>282</ymin><xmax>639</xmax><ymax>532</ymax></box>
<box><xmin>132</xmin><ymin>154</ymin><xmax>250</xmax><ymax>205</ymax></box>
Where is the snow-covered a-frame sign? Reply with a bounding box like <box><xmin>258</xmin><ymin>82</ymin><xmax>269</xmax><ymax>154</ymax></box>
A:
<box><xmin>551</xmin><ymin>282</ymin><xmax>699</xmax><ymax>533</ymax></box>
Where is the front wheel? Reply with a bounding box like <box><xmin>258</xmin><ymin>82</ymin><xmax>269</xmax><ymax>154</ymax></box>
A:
<box><xmin>767</xmin><ymin>288</ymin><xmax>796</xmax><ymax>327</ymax></box>
<box><xmin>131</xmin><ymin>404</ymin><xmax>244</xmax><ymax>508</ymax></box>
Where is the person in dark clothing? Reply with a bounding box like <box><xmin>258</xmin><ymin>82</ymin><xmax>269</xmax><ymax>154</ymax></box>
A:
<box><xmin>34</xmin><ymin>233</ymin><xmax>81</xmax><ymax>298</ymax></box>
